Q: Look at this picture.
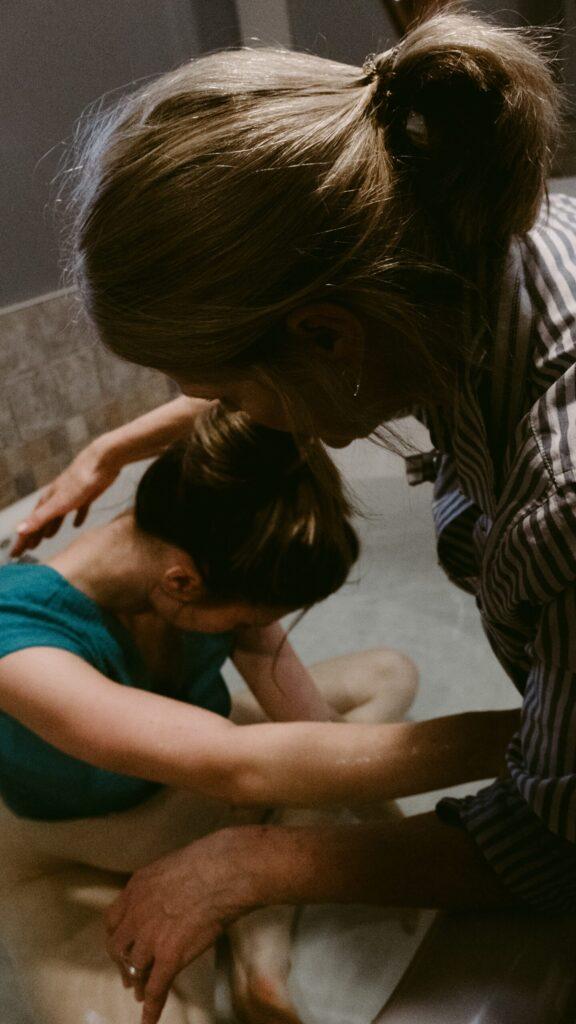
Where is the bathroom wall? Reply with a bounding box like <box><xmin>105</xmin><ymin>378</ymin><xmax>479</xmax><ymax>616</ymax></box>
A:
<box><xmin>286</xmin><ymin>0</ymin><xmax>563</xmax><ymax>61</ymax></box>
<box><xmin>0</xmin><ymin>1</ymin><xmax>239</xmax><ymax>512</ymax></box>
<box><xmin>1</xmin><ymin>0</ymin><xmax>239</xmax><ymax>308</ymax></box>
<box><xmin>1</xmin><ymin>0</ymin><xmax>570</xmax><ymax>512</ymax></box>
<box><xmin>0</xmin><ymin>291</ymin><xmax>174</xmax><ymax>510</ymax></box>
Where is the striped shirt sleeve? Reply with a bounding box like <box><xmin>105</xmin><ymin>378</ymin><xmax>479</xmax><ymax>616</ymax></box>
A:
<box><xmin>433</xmin><ymin>195</ymin><xmax>576</xmax><ymax>911</ymax></box>
<box><xmin>438</xmin><ymin>486</ymin><xmax>576</xmax><ymax>911</ymax></box>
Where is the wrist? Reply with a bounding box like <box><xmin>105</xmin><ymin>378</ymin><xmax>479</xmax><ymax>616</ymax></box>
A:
<box><xmin>89</xmin><ymin>431</ymin><xmax>124</xmax><ymax>473</ymax></box>
<box><xmin>220</xmin><ymin>823</ymin><xmax>363</xmax><ymax>910</ymax></box>
<box><xmin>215</xmin><ymin>814</ymin><xmax>513</xmax><ymax>913</ymax></box>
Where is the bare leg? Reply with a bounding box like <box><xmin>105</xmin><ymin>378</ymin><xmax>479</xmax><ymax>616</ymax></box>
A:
<box><xmin>231</xmin><ymin>646</ymin><xmax>418</xmax><ymax>729</ymax></box>
<box><xmin>227</xmin><ymin>646</ymin><xmax>418</xmax><ymax>1022</ymax></box>
<box><xmin>0</xmin><ymin>784</ymin><xmax>263</xmax><ymax>1024</ymax></box>
<box><xmin>0</xmin><ymin>864</ymin><xmax>216</xmax><ymax>1024</ymax></box>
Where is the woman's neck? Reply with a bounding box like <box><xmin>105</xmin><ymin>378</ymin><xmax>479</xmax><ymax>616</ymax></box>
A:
<box><xmin>46</xmin><ymin>514</ymin><xmax>158</xmax><ymax>614</ymax></box>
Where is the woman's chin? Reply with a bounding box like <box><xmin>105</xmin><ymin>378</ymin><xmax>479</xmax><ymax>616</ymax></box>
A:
<box><xmin>322</xmin><ymin>426</ymin><xmax>376</xmax><ymax>448</ymax></box>
<box><xmin>323</xmin><ymin>435</ymin><xmax>355</xmax><ymax>449</ymax></box>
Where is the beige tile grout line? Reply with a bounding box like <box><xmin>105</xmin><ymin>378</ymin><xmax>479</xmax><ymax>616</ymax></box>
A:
<box><xmin>0</xmin><ymin>286</ymin><xmax>76</xmax><ymax>319</ymax></box>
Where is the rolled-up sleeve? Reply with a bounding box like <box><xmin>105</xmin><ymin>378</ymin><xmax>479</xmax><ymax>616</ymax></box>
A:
<box><xmin>438</xmin><ymin>586</ymin><xmax>576</xmax><ymax>911</ymax></box>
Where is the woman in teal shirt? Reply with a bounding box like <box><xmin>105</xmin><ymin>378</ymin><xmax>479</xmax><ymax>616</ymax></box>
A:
<box><xmin>0</xmin><ymin>401</ymin><xmax>418</xmax><ymax>1024</ymax></box>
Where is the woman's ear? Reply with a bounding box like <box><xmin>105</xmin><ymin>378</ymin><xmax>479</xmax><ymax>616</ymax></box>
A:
<box><xmin>161</xmin><ymin>561</ymin><xmax>204</xmax><ymax>604</ymax></box>
<box><xmin>285</xmin><ymin>302</ymin><xmax>365</xmax><ymax>371</ymax></box>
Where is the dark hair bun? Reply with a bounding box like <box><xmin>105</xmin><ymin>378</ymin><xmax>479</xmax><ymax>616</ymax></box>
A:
<box><xmin>370</xmin><ymin>11</ymin><xmax>560</xmax><ymax>251</ymax></box>
<box><xmin>135</xmin><ymin>404</ymin><xmax>359</xmax><ymax>609</ymax></box>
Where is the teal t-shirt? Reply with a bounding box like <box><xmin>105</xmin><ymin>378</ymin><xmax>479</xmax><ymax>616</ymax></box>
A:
<box><xmin>0</xmin><ymin>563</ymin><xmax>233</xmax><ymax>821</ymax></box>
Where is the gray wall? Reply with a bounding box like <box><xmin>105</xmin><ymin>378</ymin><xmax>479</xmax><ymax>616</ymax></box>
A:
<box><xmin>0</xmin><ymin>0</ymin><xmax>240</xmax><ymax>510</ymax></box>
<box><xmin>0</xmin><ymin>0</ymin><xmax>239</xmax><ymax>308</ymax></box>
<box><xmin>288</xmin><ymin>0</ymin><xmax>396</xmax><ymax>66</ymax></box>
<box><xmin>475</xmin><ymin>0</ymin><xmax>562</xmax><ymax>26</ymax></box>
<box><xmin>287</xmin><ymin>1</ymin><xmax>564</xmax><ymax>63</ymax></box>
<box><xmin>1</xmin><ymin>0</ymin><xmax>567</xmax><ymax>309</ymax></box>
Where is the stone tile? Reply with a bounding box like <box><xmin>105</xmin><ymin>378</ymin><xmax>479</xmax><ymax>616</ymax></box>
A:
<box><xmin>34</xmin><ymin>454</ymin><xmax>69</xmax><ymax>489</ymax></box>
<box><xmin>95</xmin><ymin>400</ymin><xmax>126</xmax><ymax>436</ymax></box>
<box><xmin>0</xmin><ymin>453</ymin><xmax>18</xmax><ymax>509</ymax></box>
<box><xmin>46</xmin><ymin>426</ymin><xmax>72</xmax><ymax>461</ymax></box>
<box><xmin>0</xmin><ymin>293</ymin><xmax>84</xmax><ymax>379</ymax></box>
<box><xmin>0</xmin><ymin>454</ymin><xmax>12</xmax><ymax>487</ymax></box>
<box><xmin>2</xmin><ymin>446</ymin><xmax>23</xmax><ymax>478</ymax></box>
<box><xmin>0</xmin><ymin>478</ymin><xmax>17</xmax><ymax>510</ymax></box>
<box><xmin>64</xmin><ymin>414</ymin><xmax>90</xmax><ymax>448</ymax></box>
<box><xmin>103</xmin><ymin>398</ymin><xmax>131</xmax><ymax>432</ymax></box>
<box><xmin>93</xmin><ymin>342</ymin><xmax>150</xmax><ymax>395</ymax></box>
<box><xmin>31</xmin><ymin>292</ymin><xmax>87</xmax><ymax>359</ymax></box>
<box><xmin>9</xmin><ymin>437</ymin><xmax>52</xmax><ymax>473</ymax></box>
<box><xmin>92</xmin><ymin>338</ymin><xmax>168</xmax><ymax>400</ymax></box>
<box><xmin>85</xmin><ymin>403</ymin><xmax>120</xmax><ymax>440</ymax></box>
<box><xmin>0</xmin><ymin>309</ymin><xmax>32</xmax><ymax>377</ymax></box>
<box><xmin>48</xmin><ymin>348</ymin><xmax>102</xmax><ymax>417</ymax></box>
<box><xmin>0</xmin><ymin>394</ymin><xmax>19</xmax><ymax>446</ymax></box>
<box><xmin>14</xmin><ymin>470</ymin><xmax>37</xmax><ymax>499</ymax></box>
<box><xmin>7</xmin><ymin>372</ymin><xmax>61</xmax><ymax>442</ymax></box>
<box><xmin>118</xmin><ymin>387</ymin><xmax>161</xmax><ymax>423</ymax></box>
<box><xmin>0</xmin><ymin>284</ymin><xmax>178</xmax><ymax>516</ymax></box>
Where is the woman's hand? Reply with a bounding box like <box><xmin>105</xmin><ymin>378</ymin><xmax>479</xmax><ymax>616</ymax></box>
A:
<box><xmin>105</xmin><ymin>828</ymin><xmax>263</xmax><ymax>1024</ymax></box>
<box><xmin>11</xmin><ymin>438</ymin><xmax>121</xmax><ymax>555</ymax></box>
<box><xmin>11</xmin><ymin>395</ymin><xmax>210</xmax><ymax>557</ymax></box>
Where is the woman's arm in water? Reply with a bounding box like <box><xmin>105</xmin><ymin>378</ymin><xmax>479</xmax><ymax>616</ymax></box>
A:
<box><xmin>12</xmin><ymin>396</ymin><xmax>210</xmax><ymax>555</ymax></box>
<box><xmin>0</xmin><ymin>647</ymin><xmax>519</xmax><ymax>806</ymax></box>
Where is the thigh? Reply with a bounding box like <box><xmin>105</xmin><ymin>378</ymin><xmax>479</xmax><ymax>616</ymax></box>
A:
<box><xmin>0</xmin><ymin>866</ymin><xmax>215</xmax><ymax>1024</ymax></box>
<box><xmin>0</xmin><ymin>787</ymin><xmax>260</xmax><ymax>881</ymax></box>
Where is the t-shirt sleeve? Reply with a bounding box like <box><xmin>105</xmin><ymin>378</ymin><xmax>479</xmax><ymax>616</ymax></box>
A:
<box><xmin>0</xmin><ymin>580</ymin><xmax>89</xmax><ymax>663</ymax></box>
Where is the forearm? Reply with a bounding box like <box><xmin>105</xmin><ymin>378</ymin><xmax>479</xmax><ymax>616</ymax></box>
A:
<box><xmin>233</xmin><ymin>625</ymin><xmax>334</xmax><ymax>723</ymax></box>
<box><xmin>230</xmin><ymin>708</ymin><xmax>520</xmax><ymax>806</ymax></box>
<box><xmin>230</xmin><ymin>812</ymin><xmax>516</xmax><ymax>912</ymax></box>
<box><xmin>96</xmin><ymin>706</ymin><xmax>517</xmax><ymax>808</ymax></box>
<box><xmin>94</xmin><ymin>395</ymin><xmax>210</xmax><ymax>468</ymax></box>
<box><xmin>13</xmin><ymin>651</ymin><xmax>518</xmax><ymax>809</ymax></box>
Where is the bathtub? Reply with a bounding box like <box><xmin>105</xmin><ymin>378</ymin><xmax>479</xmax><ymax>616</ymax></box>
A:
<box><xmin>1</xmin><ymin>457</ymin><xmax>576</xmax><ymax>1024</ymax></box>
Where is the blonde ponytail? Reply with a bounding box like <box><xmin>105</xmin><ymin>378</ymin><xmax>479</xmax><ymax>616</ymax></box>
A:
<box><xmin>364</xmin><ymin>10</ymin><xmax>560</xmax><ymax>252</ymax></box>
<box><xmin>68</xmin><ymin>8</ymin><xmax>562</xmax><ymax>426</ymax></box>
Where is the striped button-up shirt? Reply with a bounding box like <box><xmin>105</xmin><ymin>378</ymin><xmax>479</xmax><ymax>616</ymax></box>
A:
<box><xmin>408</xmin><ymin>193</ymin><xmax>576</xmax><ymax>911</ymax></box>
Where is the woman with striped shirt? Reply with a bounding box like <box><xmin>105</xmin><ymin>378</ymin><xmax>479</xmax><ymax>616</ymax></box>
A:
<box><xmin>15</xmin><ymin>6</ymin><xmax>576</xmax><ymax>1021</ymax></box>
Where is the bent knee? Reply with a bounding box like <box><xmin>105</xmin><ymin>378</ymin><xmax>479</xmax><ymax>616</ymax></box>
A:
<box><xmin>362</xmin><ymin>648</ymin><xmax>419</xmax><ymax>722</ymax></box>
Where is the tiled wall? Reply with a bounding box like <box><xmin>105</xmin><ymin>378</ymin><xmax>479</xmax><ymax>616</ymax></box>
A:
<box><xmin>0</xmin><ymin>290</ymin><xmax>175</xmax><ymax>510</ymax></box>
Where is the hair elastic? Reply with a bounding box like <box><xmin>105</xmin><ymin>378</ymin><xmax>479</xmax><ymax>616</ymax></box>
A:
<box><xmin>362</xmin><ymin>45</ymin><xmax>401</xmax><ymax>87</ymax></box>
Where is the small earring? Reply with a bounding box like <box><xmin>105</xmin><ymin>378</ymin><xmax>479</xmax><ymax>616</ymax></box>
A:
<box><xmin>341</xmin><ymin>367</ymin><xmax>362</xmax><ymax>399</ymax></box>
